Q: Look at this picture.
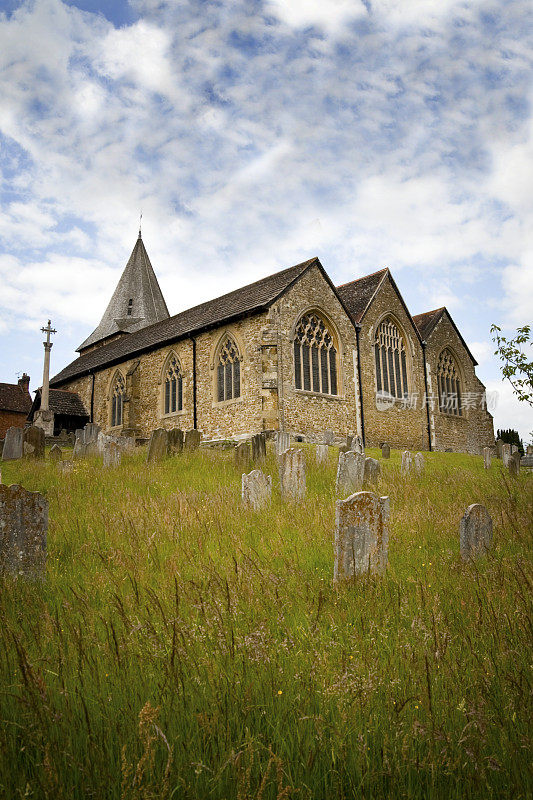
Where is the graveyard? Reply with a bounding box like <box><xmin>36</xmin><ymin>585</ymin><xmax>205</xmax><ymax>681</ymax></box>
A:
<box><xmin>0</xmin><ymin>438</ymin><xmax>531</xmax><ymax>799</ymax></box>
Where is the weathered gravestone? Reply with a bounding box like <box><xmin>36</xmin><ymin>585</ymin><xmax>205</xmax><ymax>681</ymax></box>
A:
<box><xmin>0</xmin><ymin>440</ymin><xmax>4</xmax><ymax>458</ymax></box>
<box><xmin>316</xmin><ymin>444</ymin><xmax>328</xmax><ymax>465</ymax></box>
<box><xmin>459</xmin><ymin>504</ymin><xmax>493</xmax><ymax>561</ymax></box>
<box><xmin>336</xmin><ymin>450</ymin><xmax>365</xmax><ymax>495</ymax></box>
<box><xmin>2</xmin><ymin>428</ymin><xmax>23</xmax><ymax>461</ymax></box>
<box><xmin>49</xmin><ymin>444</ymin><xmax>62</xmax><ymax>462</ymax></box>
<box><xmin>352</xmin><ymin>435</ymin><xmax>364</xmax><ymax>455</ymax></box>
<box><xmin>521</xmin><ymin>454</ymin><xmax>533</xmax><ymax>468</ymax></box>
<box><xmin>323</xmin><ymin>430</ymin><xmax>334</xmax><ymax>445</ymax></box>
<box><xmin>334</xmin><ymin>491</ymin><xmax>390</xmax><ymax>580</ymax></box>
<box><xmin>251</xmin><ymin>433</ymin><xmax>266</xmax><ymax>462</ymax></box>
<box><xmin>83</xmin><ymin>423</ymin><xmax>101</xmax><ymax>456</ymax></box>
<box><xmin>501</xmin><ymin>443</ymin><xmax>511</xmax><ymax>468</ymax></box>
<box><xmin>346</xmin><ymin>435</ymin><xmax>353</xmax><ymax>450</ymax></box>
<box><xmin>401</xmin><ymin>450</ymin><xmax>412</xmax><ymax>475</ymax></box>
<box><xmin>414</xmin><ymin>452</ymin><xmax>425</xmax><ymax>476</ymax></box>
<box><xmin>235</xmin><ymin>442</ymin><xmax>251</xmax><ymax>470</ymax></box>
<box><xmin>23</xmin><ymin>426</ymin><xmax>45</xmax><ymax>459</ymax></box>
<box><xmin>103</xmin><ymin>441</ymin><xmax>121</xmax><ymax>468</ymax></box>
<box><xmin>97</xmin><ymin>431</ymin><xmax>112</xmax><ymax>453</ymax></box>
<box><xmin>184</xmin><ymin>429</ymin><xmax>201</xmax><ymax>450</ymax></box>
<box><xmin>508</xmin><ymin>452</ymin><xmax>520</xmax><ymax>476</ymax></box>
<box><xmin>381</xmin><ymin>443</ymin><xmax>390</xmax><ymax>459</ymax></box>
<box><xmin>527</xmin><ymin>445</ymin><xmax>533</xmax><ymax>455</ymax></box>
<box><xmin>511</xmin><ymin>444</ymin><xmax>518</xmax><ymax>454</ymax></box>
<box><xmin>0</xmin><ymin>484</ymin><xmax>48</xmax><ymax>578</ymax></box>
<box><xmin>495</xmin><ymin>439</ymin><xmax>504</xmax><ymax>458</ymax></box>
<box><xmin>279</xmin><ymin>448</ymin><xmax>306</xmax><ymax>502</ymax></box>
<box><xmin>73</xmin><ymin>429</ymin><xmax>85</xmax><ymax>458</ymax></box>
<box><xmin>276</xmin><ymin>431</ymin><xmax>290</xmax><ymax>455</ymax></box>
<box><xmin>338</xmin><ymin>444</ymin><xmax>350</xmax><ymax>455</ymax></box>
<box><xmin>242</xmin><ymin>469</ymin><xmax>272</xmax><ymax>511</ymax></box>
<box><xmin>483</xmin><ymin>447</ymin><xmax>492</xmax><ymax>470</ymax></box>
<box><xmin>364</xmin><ymin>457</ymin><xmax>381</xmax><ymax>485</ymax></box>
<box><xmin>168</xmin><ymin>428</ymin><xmax>184</xmax><ymax>455</ymax></box>
<box><xmin>146</xmin><ymin>429</ymin><xmax>168</xmax><ymax>462</ymax></box>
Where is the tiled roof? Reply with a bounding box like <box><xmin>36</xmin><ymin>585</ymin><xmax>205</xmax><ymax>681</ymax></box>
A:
<box><xmin>336</xmin><ymin>269</ymin><xmax>388</xmax><ymax>323</ymax></box>
<box><xmin>0</xmin><ymin>383</ymin><xmax>32</xmax><ymax>414</ymax></box>
<box><xmin>51</xmin><ymin>257</ymin><xmax>318</xmax><ymax>386</ymax></box>
<box><xmin>412</xmin><ymin>308</ymin><xmax>445</xmax><ymax>341</ymax></box>
<box><xmin>47</xmin><ymin>389</ymin><xmax>89</xmax><ymax>416</ymax></box>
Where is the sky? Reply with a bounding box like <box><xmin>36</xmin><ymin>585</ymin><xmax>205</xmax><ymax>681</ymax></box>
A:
<box><xmin>0</xmin><ymin>0</ymin><xmax>532</xmax><ymax>441</ymax></box>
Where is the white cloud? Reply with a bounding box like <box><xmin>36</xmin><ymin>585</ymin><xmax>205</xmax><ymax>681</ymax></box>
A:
<box><xmin>484</xmin><ymin>379</ymin><xmax>533</xmax><ymax>443</ymax></box>
<box><xmin>265</xmin><ymin>0</ymin><xmax>366</xmax><ymax>33</ymax></box>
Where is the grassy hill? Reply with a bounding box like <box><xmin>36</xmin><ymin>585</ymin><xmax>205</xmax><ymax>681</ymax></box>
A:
<box><xmin>0</xmin><ymin>446</ymin><xmax>531</xmax><ymax>799</ymax></box>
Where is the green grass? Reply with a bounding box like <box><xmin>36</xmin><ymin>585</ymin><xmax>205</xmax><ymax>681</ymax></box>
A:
<box><xmin>0</xmin><ymin>446</ymin><xmax>531</xmax><ymax>799</ymax></box>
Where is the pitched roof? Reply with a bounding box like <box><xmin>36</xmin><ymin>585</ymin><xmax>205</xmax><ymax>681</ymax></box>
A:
<box><xmin>42</xmin><ymin>389</ymin><xmax>89</xmax><ymax>416</ymax></box>
<box><xmin>0</xmin><ymin>383</ymin><xmax>32</xmax><ymax>414</ymax></box>
<box><xmin>336</xmin><ymin>269</ymin><xmax>388</xmax><ymax>323</ymax></box>
<box><xmin>412</xmin><ymin>308</ymin><xmax>445</xmax><ymax>341</ymax></box>
<box><xmin>77</xmin><ymin>233</ymin><xmax>170</xmax><ymax>352</ymax></box>
<box><xmin>51</xmin><ymin>257</ymin><xmax>319</xmax><ymax>387</ymax></box>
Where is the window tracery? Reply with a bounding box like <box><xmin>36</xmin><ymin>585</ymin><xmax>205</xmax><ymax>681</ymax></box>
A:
<box><xmin>294</xmin><ymin>313</ymin><xmax>338</xmax><ymax>395</ymax></box>
<box><xmin>217</xmin><ymin>337</ymin><xmax>241</xmax><ymax>402</ymax></box>
<box><xmin>110</xmin><ymin>372</ymin><xmax>125</xmax><ymax>427</ymax></box>
<box><xmin>374</xmin><ymin>318</ymin><xmax>408</xmax><ymax>399</ymax></box>
<box><xmin>437</xmin><ymin>349</ymin><xmax>462</xmax><ymax>415</ymax></box>
<box><xmin>164</xmin><ymin>355</ymin><xmax>183</xmax><ymax>414</ymax></box>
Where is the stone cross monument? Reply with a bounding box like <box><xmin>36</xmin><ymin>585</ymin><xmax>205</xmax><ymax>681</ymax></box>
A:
<box><xmin>34</xmin><ymin>320</ymin><xmax>56</xmax><ymax>436</ymax></box>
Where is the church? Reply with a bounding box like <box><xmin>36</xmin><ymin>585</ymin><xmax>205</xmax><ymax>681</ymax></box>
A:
<box><xmin>49</xmin><ymin>232</ymin><xmax>494</xmax><ymax>452</ymax></box>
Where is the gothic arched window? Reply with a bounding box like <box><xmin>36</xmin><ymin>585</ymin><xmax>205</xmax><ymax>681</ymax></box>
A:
<box><xmin>374</xmin><ymin>318</ymin><xmax>408</xmax><ymax>399</ymax></box>
<box><xmin>437</xmin><ymin>349</ymin><xmax>462</xmax><ymax>415</ymax></box>
<box><xmin>110</xmin><ymin>372</ymin><xmax>125</xmax><ymax>427</ymax></box>
<box><xmin>217</xmin><ymin>336</ymin><xmax>241</xmax><ymax>402</ymax></box>
<box><xmin>294</xmin><ymin>313</ymin><xmax>338</xmax><ymax>395</ymax></box>
<box><xmin>163</xmin><ymin>354</ymin><xmax>183</xmax><ymax>414</ymax></box>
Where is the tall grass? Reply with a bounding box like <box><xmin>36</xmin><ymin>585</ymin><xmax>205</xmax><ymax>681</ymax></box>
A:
<box><xmin>0</xmin><ymin>446</ymin><xmax>531</xmax><ymax>799</ymax></box>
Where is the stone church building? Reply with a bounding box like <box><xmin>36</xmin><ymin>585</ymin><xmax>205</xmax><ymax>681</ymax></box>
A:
<box><xmin>50</xmin><ymin>232</ymin><xmax>494</xmax><ymax>452</ymax></box>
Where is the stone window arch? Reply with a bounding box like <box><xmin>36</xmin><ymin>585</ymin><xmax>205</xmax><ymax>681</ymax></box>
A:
<box><xmin>215</xmin><ymin>334</ymin><xmax>241</xmax><ymax>402</ymax></box>
<box><xmin>162</xmin><ymin>352</ymin><xmax>183</xmax><ymax>415</ymax></box>
<box><xmin>110</xmin><ymin>371</ymin><xmax>125</xmax><ymax>427</ymax></box>
<box><xmin>374</xmin><ymin>317</ymin><xmax>408</xmax><ymax>399</ymax></box>
<box><xmin>437</xmin><ymin>349</ymin><xmax>462</xmax><ymax>415</ymax></box>
<box><xmin>293</xmin><ymin>311</ymin><xmax>338</xmax><ymax>395</ymax></box>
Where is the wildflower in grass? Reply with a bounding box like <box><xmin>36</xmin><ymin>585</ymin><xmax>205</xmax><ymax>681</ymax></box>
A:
<box><xmin>277</xmin><ymin>690</ymin><xmax>283</xmax><ymax>695</ymax></box>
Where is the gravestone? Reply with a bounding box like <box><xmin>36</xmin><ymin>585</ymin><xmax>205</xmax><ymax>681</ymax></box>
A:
<box><xmin>59</xmin><ymin>461</ymin><xmax>73</xmax><ymax>473</ymax></box>
<box><xmin>381</xmin><ymin>443</ymin><xmax>390</xmax><ymax>459</ymax></box>
<box><xmin>336</xmin><ymin>450</ymin><xmax>365</xmax><ymax>495</ymax></box>
<box><xmin>495</xmin><ymin>439</ymin><xmax>504</xmax><ymax>458</ymax></box>
<box><xmin>526</xmin><ymin>445</ymin><xmax>533</xmax><ymax>455</ymax></box>
<box><xmin>0</xmin><ymin>484</ymin><xmax>48</xmax><ymax>578</ymax></box>
<box><xmin>23</xmin><ymin>426</ymin><xmax>45</xmax><ymax>459</ymax></box>
<box><xmin>73</xmin><ymin>429</ymin><xmax>85</xmax><ymax>458</ymax></box>
<box><xmin>323</xmin><ymin>430</ymin><xmax>334</xmax><ymax>445</ymax></box>
<box><xmin>235</xmin><ymin>442</ymin><xmax>251</xmax><ymax>470</ymax></box>
<box><xmin>117</xmin><ymin>435</ymin><xmax>135</xmax><ymax>452</ymax></box>
<box><xmin>316</xmin><ymin>444</ymin><xmax>328</xmax><ymax>465</ymax></box>
<box><xmin>520</xmin><ymin>455</ymin><xmax>533</xmax><ymax>468</ymax></box>
<box><xmin>414</xmin><ymin>452</ymin><xmax>425</xmax><ymax>476</ymax></box>
<box><xmin>508</xmin><ymin>452</ymin><xmax>520</xmax><ymax>476</ymax></box>
<box><xmin>0</xmin><ymin>440</ymin><xmax>4</xmax><ymax>458</ymax></box>
<box><xmin>84</xmin><ymin>423</ymin><xmax>101</xmax><ymax>442</ymax></box>
<box><xmin>97</xmin><ymin>431</ymin><xmax>111</xmax><ymax>453</ymax></box>
<box><xmin>184</xmin><ymin>429</ymin><xmax>201</xmax><ymax>450</ymax></box>
<box><xmin>251</xmin><ymin>433</ymin><xmax>266</xmax><ymax>462</ymax></box>
<box><xmin>168</xmin><ymin>428</ymin><xmax>184</xmax><ymax>454</ymax></box>
<box><xmin>276</xmin><ymin>432</ymin><xmax>290</xmax><ymax>455</ymax></box>
<box><xmin>352</xmin><ymin>435</ymin><xmax>364</xmax><ymax>455</ymax></box>
<box><xmin>460</xmin><ymin>503</ymin><xmax>493</xmax><ymax>561</ymax></box>
<box><xmin>279</xmin><ymin>448</ymin><xmax>306</xmax><ymax>502</ymax></box>
<box><xmin>103</xmin><ymin>441</ymin><xmax>121</xmax><ymax>468</ymax></box>
<box><xmin>146</xmin><ymin>429</ymin><xmax>168</xmax><ymax>462</ymax></box>
<box><xmin>49</xmin><ymin>444</ymin><xmax>62</xmax><ymax>462</ymax></box>
<box><xmin>242</xmin><ymin>469</ymin><xmax>272</xmax><ymax>511</ymax></box>
<box><xmin>511</xmin><ymin>444</ymin><xmax>518</xmax><ymax>454</ymax></box>
<box><xmin>2</xmin><ymin>428</ymin><xmax>23</xmax><ymax>461</ymax></box>
<box><xmin>501</xmin><ymin>443</ymin><xmax>511</xmax><ymax>467</ymax></box>
<box><xmin>401</xmin><ymin>450</ymin><xmax>412</xmax><ymax>475</ymax></box>
<box><xmin>346</xmin><ymin>435</ymin><xmax>354</xmax><ymax>450</ymax></box>
<box><xmin>364</xmin><ymin>457</ymin><xmax>381</xmax><ymax>485</ymax></box>
<box><xmin>338</xmin><ymin>444</ymin><xmax>350</xmax><ymax>455</ymax></box>
<box><xmin>483</xmin><ymin>447</ymin><xmax>491</xmax><ymax>470</ymax></box>
<box><xmin>334</xmin><ymin>491</ymin><xmax>390</xmax><ymax>579</ymax></box>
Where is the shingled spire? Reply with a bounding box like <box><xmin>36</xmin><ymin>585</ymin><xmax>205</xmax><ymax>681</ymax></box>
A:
<box><xmin>77</xmin><ymin>231</ymin><xmax>170</xmax><ymax>353</ymax></box>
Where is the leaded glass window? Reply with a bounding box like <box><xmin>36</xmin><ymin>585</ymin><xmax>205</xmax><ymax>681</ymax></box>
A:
<box><xmin>374</xmin><ymin>318</ymin><xmax>408</xmax><ymax>399</ymax></box>
<box><xmin>437</xmin><ymin>349</ymin><xmax>462</xmax><ymax>416</ymax></box>
<box><xmin>111</xmin><ymin>372</ymin><xmax>125</xmax><ymax>427</ymax></box>
<box><xmin>164</xmin><ymin>355</ymin><xmax>183</xmax><ymax>414</ymax></box>
<box><xmin>217</xmin><ymin>337</ymin><xmax>241</xmax><ymax>402</ymax></box>
<box><xmin>294</xmin><ymin>313</ymin><xmax>338</xmax><ymax>395</ymax></box>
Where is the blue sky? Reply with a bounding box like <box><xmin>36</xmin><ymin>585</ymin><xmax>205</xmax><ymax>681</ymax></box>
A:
<box><xmin>0</xmin><ymin>0</ymin><xmax>532</xmax><ymax>439</ymax></box>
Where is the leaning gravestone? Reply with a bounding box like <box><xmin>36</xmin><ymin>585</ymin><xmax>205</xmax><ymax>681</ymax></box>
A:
<box><xmin>103</xmin><ymin>441</ymin><xmax>121</xmax><ymax>468</ymax></box>
<box><xmin>495</xmin><ymin>439</ymin><xmax>504</xmax><ymax>458</ymax></box>
<box><xmin>0</xmin><ymin>484</ymin><xmax>48</xmax><ymax>578</ymax></box>
<box><xmin>49</xmin><ymin>444</ymin><xmax>62</xmax><ymax>462</ymax></box>
<box><xmin>146</xmin><ymin>429</ymin><xmax>168</xmax><ymax>462</ymax></box>
<box><xmin>316</xmin><ymin>444</ymin><xmax>328</xmax><ymax>465</ymax></box>
<box><xmin>381</xmin><ymin>443</ymin><xmax>390</xmax><ymax>459</ymax></box>
<box><xmin>401</xmin><ymin>450</ymin><xmax>412</xmax><ymax>475</ymax></box>
<box><xmin>168</xmin><ymin>428</ymin><xmax>184</xmax><ymax>454</ymax></box>
<box><xmin>414</xmin><ymin>452</ymin><xmax>425</xmax><ymax>476</ymax></box>
<box><xmin>276</xmin><ymin>431</ymin><xmax>290</xmax><ymax>455</ymax></box>
<box><xmin>364</xmin><ymin>457</ymin><xmax>381</xmax><ymax>485</ymax></box>
<box><xmin>242</xmin><ymin>469</ymin><xmax>272</xmax><ymax>511</ymax></box>
<box><xmin>336</xmin><ymin>450</ymin><xmax>365</xmax><ymax>495</ymax></box>
<box><xmin>508</xmin><ymin>452</ymin><xmax>520</xmax><ymax>476</ymax></box>
<box><xmin>2</xmin><ymin>428</ymin><xmax>23</xmax><ymax>461</ymax></box>
<box><xmin>483</xmin><ymin>447</ymin><xmax>491</xmax><ymax>470</ymax></box>
<box><xmin>184</xmin><ymin>429</ymin><xmax>201</xmax><ymax>450</ymax></box>
<box><xmin>334</xmin><ymin>491</ymin><xmax>390</xmax><ymax>580</ymax></box>
<box><xmin>460</xmin><ymin>504</ymin><xmax>493</xmax><ymax>561</ymax></box>
<box><xmin>235</xmin><ymin>442</ymin><xmax>251</xmax><ymax>470</ymax></box>
<box><xmin>251</xmin><ymin>433</ymin><xmax>266</xmax><ymax>462</ymax></box>
<box><xmin>501</xmin><ymin>443</ymin><xmax>511</xmax><ymax>468</ymax></box>
<box><xmin>279</xmin><ymin>448</ymin><xmax>306</xmax><ymax>502</ymax></box>
<box><xmin>23</xmin><ymin>426</ymin><xmax>45</xmax><ymax>459</ymax></box>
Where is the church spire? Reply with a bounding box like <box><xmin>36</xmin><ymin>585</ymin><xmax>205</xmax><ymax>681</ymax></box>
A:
<box><xmin>77</xmin><ymin>230</ymin><xmax>170</xmax><ymax>353</ymax></box>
